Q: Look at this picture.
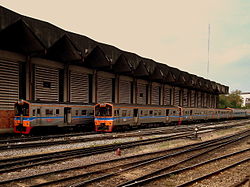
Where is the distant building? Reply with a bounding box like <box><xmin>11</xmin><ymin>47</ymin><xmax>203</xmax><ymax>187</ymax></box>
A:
<box><xmin>240</xmin><ymin>92</ymin><xmax>250</xmax><ymax>107</ymax></box>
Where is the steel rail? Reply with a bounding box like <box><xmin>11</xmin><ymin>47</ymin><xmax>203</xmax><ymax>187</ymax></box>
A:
<box><xmin>118</xmin><ymin>147</ymin><xmax>250</xmax><ymax>187</ymax></box>
<box><xmin>0</xmin><ymin>129</ymin><xmax>195</xmax><ymax>150</ymax></box>
<box><xmin>0</xmin><ymin>131</ymin><xmax>97</xmax><ymax>144</ymax></box>
<box><xmin>0</xmin><ymin>131</ymin><xmax>240</xmax><ymax>186</ymax></box>
<box><xmin>34</xmin><ymin>134</ymin><xmax>247</xmax><ymax>187</ymax></box>
<box><xmin>230</xmin><ymin>176</ymin><xmax>250</xmax><ymax>187</ymax></box>
<box><xmin>0</xmin><ymin>127</ymin><xmax>247</xmax><ymax>175</ymax></box>
<box><xmin>2</xmin><ymin>120</ymin><xmax>248</xmax><ymax>151</ymax></box>
<box><xmin>32</xmin><ymin>133</ymin><xmax>250</xmax><ymax>187</ymax></box>
<box><xmin>1</xmin><ymin>118</ymin><xmax>248</xmax><ymax>145</ymax></box>
<box><xmin>0</xmin><ymin>131</ymin><xmax>195</xmax><ymax>173</ymax></box>
<box><xmin>176</xmin><ymin>158</ymin><xmax>250</xmax><ymax>187</ymax></box>
<box><xmin>0</xmin><ymin>127</ymin><xmax>194</xmax><ymax>150</ymax></box>
<box><xmin>68</xmin><ymin>132</ymin><xmax>250</xmax><ymax>187</ymax></box>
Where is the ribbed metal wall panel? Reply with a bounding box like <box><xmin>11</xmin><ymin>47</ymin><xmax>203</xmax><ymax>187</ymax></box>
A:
<box><xmin>35</xmin><ymin>65</ymin><xmax>59</xmax><ymax>101</ymax></box>
<box><xmin>70</xmin><ymin>71</ymin><xmax>88</xmax><ymax>103</ymax></box>
<box><xmin>201</xmin><ymin>93</ymin><xmax>204</xmax><ymax>107</ymax></box>
<box><xmin>163</xmin><ymin>86</ymin><xmax>172</xmax><ymax>106</ymax></box>
<box><xmin>183</xmin><ymin>89</ymin><xmax>188</xmax><ymax>107</ymax></box>
<box><xmin>97</xmin><ymin>76</ymin><xmax>112</xmax><ymax>103</ymax></box>
<box><xmin>137</xmin><ymin>83</ymin><xmax>147</xmax><ymax>105</ymax></box>
<box><xmin>203</xmin><ymin>93</ymin><xmax>207</xmax><ymax>107</ymax></box>
<box><xmin>206</xmin><ymin>94</ymin><xmax>211</xmax><ymax>107</ymax></box>
<box><xmin>197</xmin><ymin>91</ymin><xmax>202</xmax><ymax>107</ymax></box>
<box><xmin>119</xmin><ymin>80</ymin><xmax>131</xmax><ymax>104</ymax></box>
<box><xmin>187</xmin><ymin>90</ymin><xmax>191</xmax><ymax>107</ymax></box>
<box><xmin>151</xmin><ymin>85</ymin><xmax>160</xmax><ymax>105</ymax></box>
<box><xmin>211</xmin><ymin>95</ymin><xmax>216</xmax><ymax>108</ymax></box>
<box><xmin>174</xmin><ymin>87</ymin><xmax>180</xmax><ymax>106</ymax></box>
<box><xmin>0</xmin><ymin>60</ymin><xmax>19</xmax><ymax>110</ymax></box>
<box><xmin>191</xmin><ymin>90</ymin><xmax>195</xmax><ymax>107</ymax></box>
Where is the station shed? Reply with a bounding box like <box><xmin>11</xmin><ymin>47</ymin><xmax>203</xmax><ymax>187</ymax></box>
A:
<box><xmin>0</xmin><ymin>6</ymin><xmax>229</xmax><ymax>133</ymax></box>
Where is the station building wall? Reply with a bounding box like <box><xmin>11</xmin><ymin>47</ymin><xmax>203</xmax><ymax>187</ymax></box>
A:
<box><xmin>119</xmin><ymin>76</ymin><xmax>133</xmax><ymax>104</ymax></box>
<box><xmin>0</xmin><ymin>49</ymin><xmax>219</xmax><ymax>133</ymax></box>
<box><xmin>0</xmin><ymin>51</ymin><xmax>25</xmax><ymax>133</ymax></box>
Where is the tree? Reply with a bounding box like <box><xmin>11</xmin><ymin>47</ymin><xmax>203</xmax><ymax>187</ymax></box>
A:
<box><xmin>218</xmin><ymin>90</ymin><xmax>243</xmax><ymax>108</ymax></box>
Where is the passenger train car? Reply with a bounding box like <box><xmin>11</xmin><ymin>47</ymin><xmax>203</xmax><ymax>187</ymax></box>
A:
<box><xmin>14</xmin><ymin>100</ymin><xmax>94</xmax><ymax>134</ymax></box>
<box><xmin>94</xmin><ymin>103</ymin><xmax>180</xmax><ymax>132</ymax></box>
<box><xmin>94</xmin><ymin>103</ymin><xmax>249</xmax><ymax>132</ymax></box>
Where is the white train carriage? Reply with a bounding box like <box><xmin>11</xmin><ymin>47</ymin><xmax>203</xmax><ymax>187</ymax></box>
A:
<box><xmin>14</xmin><ymin>100</ymin><xmax>94</xmax><ymax>134</ymax></box>
<box><xmin>94</xmin><ymin>103</ymin><xmax>180</xmax><ymax>132</ymax></box>
<box><xmin>94</xmin><ymin>103</ymin><xmax>242</xmax><ymax>132</ymax></box>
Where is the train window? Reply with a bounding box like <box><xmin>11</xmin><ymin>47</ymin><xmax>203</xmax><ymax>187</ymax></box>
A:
<box><xmin>45</xmin><ymin>109</ymin><xmax>53</xmax><ymax>115</ymax></box>
<box><xmin>89</xmin><ymin>110</ymin><xmax>94</xmax><ymax>115</ymax></box>
<box><xmin>190</xmin><ymin>110</ymin><xmax>193</xmax><ymax>115</ymax></box>
<box><xmin>114</xmin><ymin>110</ymin><xmax>120</xmax><ymax>117</ymax></box>
<box><xmin>141</xmin><ymin>110</ymin><xmax>143</xmax><ymax>115</ymax></box>
<box><xmin>82</xmin><ymin>110</ymin><xmax>87</xmax><ymax>115</ymax></box>
<box><xmin>158</xmin><ymin>110</ymin><xmax>162</xmax><ymax>115</ymax></box>
<box><xmin>122</xmin><ymin>110</ymin><xmax>127</xmax><ymax>117</ymax></box>
<box><xmin>56</xmin><ymin>109</ymin><xmax>60</xmax><ymax>115</ymax></box>
<box><xmin>14</xmin><ymin>102</ymin><xmax>29</xmax><ymax>116</ymax></box>
<box><xmin>95</xmin><ymin>105</ymin><xmax>112</xmax><ymax>116</ymax></box>
<box><xmin>154</xmin><ymin>111</ymin><xmax>158</xmax><ymax>116</ymax></box>
<box><xmin>166</xmin><ymin>109</ymin><xmax>169</xmax><ymax>116</ymax></box>
<box><xmin>173</xmin><ymin>111</ymin><xmax>176</xmax><ymax>114</ymax></box>
<box><xmin>149</xmin><ymin>110</ymin><xmax>153</xmax><ymax>115</ymax></box>
<box><xmin>37</xmin><ymin>109</ymin><xmax>41</xmax><ymax>115</ymax></box>
<box><xmin>75</xmin><ymin>110</ymin><xmax>79</xmax><ymax>116</ymax></box>
<box><xmin>33</xmin><ymin>109</ymin><xmax>36</xmax><ymax>116</ymax></box>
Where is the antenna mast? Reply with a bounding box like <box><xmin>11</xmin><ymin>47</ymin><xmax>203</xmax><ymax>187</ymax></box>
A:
<box><xmin>207</xmin><ymin>24</ymin><xmax>210</xmax><ymax>75</ymax></box>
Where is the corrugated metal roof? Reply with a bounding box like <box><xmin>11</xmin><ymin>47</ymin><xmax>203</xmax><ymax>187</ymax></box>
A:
<box><xmin>0</xmin><ymin>5</ymin><xmax>228</xmax><ymax>94</ymax></box>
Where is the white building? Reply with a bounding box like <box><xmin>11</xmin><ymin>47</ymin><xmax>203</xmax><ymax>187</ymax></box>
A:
<box><xmin>240</xmin><ymin>92</ymin><xmax>250</xmax><ymax>107</ymax></box>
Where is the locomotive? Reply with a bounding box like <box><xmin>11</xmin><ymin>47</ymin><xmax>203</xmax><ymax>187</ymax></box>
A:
<box><xmin>14</xmin><ymin>100</ymin><xmax>94</xmax><ymax>134</ymax></box>
<box><xmin>94</xmin><ymin>103</ymin><xmax>249</xmax><ymax>132</ymax></box>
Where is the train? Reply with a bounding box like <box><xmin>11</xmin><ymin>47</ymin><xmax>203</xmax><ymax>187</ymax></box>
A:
<box><xmin>13</xmin><ymin>100</ymin><xmax>250</xmax><ymax>134</ymax></box>
<box><xmin>94</xmin><ymin>103</ymin><xmax>250</xmax><ymax>132</ymax></box>
<box><xmin>14</xmin><ymin>100</ymin><xmax>94</xmax><ymax>134</ymax></box>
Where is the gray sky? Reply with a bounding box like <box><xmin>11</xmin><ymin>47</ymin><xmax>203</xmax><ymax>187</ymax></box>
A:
<box><xmin>0</xmin><ymin>0</ymin><xmax>249</xmax><ymax>92</ymax></box>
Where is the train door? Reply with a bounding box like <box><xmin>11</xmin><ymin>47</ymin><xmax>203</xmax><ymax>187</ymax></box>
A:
<box><xmin>178</xmin><ymin>107</ymin><xmax>183</xmax><ymax>125</ymax></box>
<box><xmin>133</xmin><ymin>109</ymin><xmax>139</xmax><ymax>125</ymax></box>
<box><xmin>64</xmin><ymin>107</ymin><xmax>72</xmax><ymax>124</ymax></box>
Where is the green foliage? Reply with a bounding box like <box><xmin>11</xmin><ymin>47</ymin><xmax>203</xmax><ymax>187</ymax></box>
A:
<box><xmin>242</xmin><ymin>105</ymin><xmax>250</xmax><ymax>109</ymax></box>
<box><xmin>218</xmin><ymin>90</ymin><xmax>243</xmax><ymax>108</ymax></box>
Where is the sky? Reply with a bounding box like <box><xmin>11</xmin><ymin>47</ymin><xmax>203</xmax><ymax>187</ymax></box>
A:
<box><xmin>0</xmin><ymin>0</ymin><xmax>249</xmax><ymax>92</ymax></box>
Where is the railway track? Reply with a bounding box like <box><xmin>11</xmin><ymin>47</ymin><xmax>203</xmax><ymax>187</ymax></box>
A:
<box><xmin>119</xmin><ymin>149</ymin><xmax>250</xmax><ymax>187</ymax></box>
<box><xmin>0</xmin><ymin>129</ymin><xmax>249</xmax><ymax>187</ymax></box>
<box><xmin>0</xmin><ymin>119</ymin><xmax>245</xmax><ymax>145</ymax></box>
<box><xmin>231</xmin><ymin>176</ymin><xmax>250</xmax><ymax>187</ymax></box>
<box><xmin>0</xmin><ymin>131</ymin><xmax>97</xmax><ymax>144</ymax></box>
<box><xmin>0</xmin><ymin>128</ymin><xmax>192</xmax><ymax>150</ymax></box>
<box><xmin>0</xmin><ymin>119</ymin><xmax>248</xmax><ymax>150</ymax></box>
<box><xmin>175</xmin><ymin>158</ymin><xmax>250</xmax><ymax>187</ymax></box>
<box><xmin>69</xmin><ymin>130</ymin><xmax>250</xmax><ymax>187</ymax></box>
<box><xmin>0</xmin><ymin>130</ymin><xmax>198</xmax><ymax>174</ymax></box>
